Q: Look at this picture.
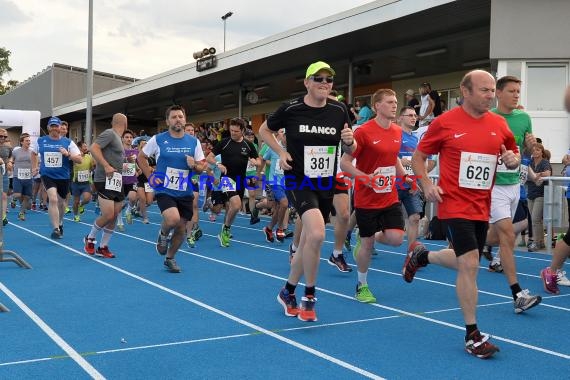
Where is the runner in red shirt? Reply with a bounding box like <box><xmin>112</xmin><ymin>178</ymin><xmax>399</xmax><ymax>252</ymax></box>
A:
<box><xmin>402</xmin><ymin>70</ymin><xmax>521</xmax><ymax>359</ymax></box>
<box><xmin>340</xmin><ymin>89</ymin><xmax>409</xmax><ymax>303</ymax></box>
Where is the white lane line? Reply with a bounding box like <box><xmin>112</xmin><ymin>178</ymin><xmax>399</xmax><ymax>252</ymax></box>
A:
<box><xmin>5</xmin><ymin>293</ymin><xmax>570</xmax><ymax>368</ymax></box>
<box><xmin>8</xmin><ymin>224</ymin><xmax>384</xmax><ymax>380</ymax></box>
<box><xmin>0</xmin><ymin>282</ymin><xmax>105</xmax><ymax>379</ymax></box>
<box><xmin>11</xmin><ymin>223</ymin><xmax>570</xmax><ymax>361</ymax></box>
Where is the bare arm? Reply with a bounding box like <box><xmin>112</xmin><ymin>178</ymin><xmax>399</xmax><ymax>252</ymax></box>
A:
<box><xmin>137</xmin><ymin>150</ymin><xmax>153</xmax><ymax>179</ymax></box>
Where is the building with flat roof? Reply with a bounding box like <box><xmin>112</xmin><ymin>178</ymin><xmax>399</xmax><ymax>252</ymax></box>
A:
<box><xmin>1</xmin><ymin>0</ymin><xmax>569</xmax><ymax>160</ymax></box>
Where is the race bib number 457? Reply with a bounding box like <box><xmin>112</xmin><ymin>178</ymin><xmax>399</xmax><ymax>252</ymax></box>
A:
<box><xmin>458</xmin><ymin>152</ymin><xmax>497</xmax><ymax>190</ymax></box>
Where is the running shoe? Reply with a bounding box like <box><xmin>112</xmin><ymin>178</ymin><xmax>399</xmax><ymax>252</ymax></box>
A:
<box><xmin>192</xmin><ymin>227</ymin><xmax>203</xmax><ymax>241</ymax></box>
<box><xmin>2</xmin><ymin>216</ymin><xmax>8</xmax><ymax>226</ymax></box>
<box><xmin>514</xmin><ymin>289</ymin><xmax>542</xmax><ymax>313</ymax></box>
<box><xmin>95</xmin><ymin>246</ymin><xmax>116</xmax><ymax>258</ymax></box>
<box><xmin>218</xmin><ymin>226</ymin><xmax>231</xmax><ymax>248</ymax></box>
<box><xmin>143</xmin><ymin>218</ymin><xmax>150</xmax><ymax>224</ymax></box>
<box><xmin>297</xmin><ymin>295</ymin><xmax>317</xmax><ymax>322</ymax></box>
<box><xmin>10</xmin><ymin>199</ymin><xmax>16</xmax><ymax>208</ymax></box>
<box><xmin>284</xmin><ymin>229</ymin><xmax>294</xmax><ymax>238</ymax></box>
<box><xmin>156</xmin><ymin>231</ymin><xmax>169</xmax><ymax>255</ymax></box>
<box><xmin>527</xmin><ymin>241</ymin><xmax>538</xmax><ymax>252</ymax></box>
<box><xmin>186</xmin><ymin>235</ymin><xmax>195</xmax><ymax>248</ymax></box>
<box><xmin>164</xmin><ymin>258</ymin><xmax>181</xmax><ymax>273</ymax></box>
<box><xmin>557</xmin><ymin>269</ymin><xmax>570</xmax><ymax>286</ymax></box>
<box><xmin>488</xmin><ymin>257</ymin><xmax>503</xmax><ymax>273</ymax></box>
<box><xmin>117</xmin><ymin>224</ymin><xmax>125</xmax><ymax>232</ymax></box>
<box><xmin>65</xmin><ymin>206</ymin><xmax>71</xmax><ymax>214</ymax></box>
<box><xmin>209</xmin><ymin>213</ymin><xmax>216</xmax><ymax>222</ymax></box>
<box><xmin>328</xmin><ymin>253</ymin><xmax>352</xmax><ymax>272</ymax></box>
<box><xmin>83</xmin><ymin>235</ymin><xmax>96</xmax><ymax>255</ymax></box>
<box><xmin>31</xmin><ymin>202</ymin><xmax>37</xmax><ymax>211</ymax></box>
<box><xmin>50</xmin><ymin>228</ymin><xmax>62</xmax><ymax>239</ymax></box>
<box><xmin>250</xmin><ymin>216</ymin><xmax>261</xmax><ymax>225</ymax></box>
<box><xmin>18</xmin><ymin>211</ymin><xmax>25</xmax><ymax>221</ymax></box>
<box><xmin>355</xmin><ymin>283</ymin><xmax>376</xmax><ymax>303</ymax></box>
<box><xmin>275</xmin><ymin>229</ymin><xmax>286</xmax><ymax>243</ymax></box>
<box><xmin>251</xmin><ymin>205</ymin><xmax>260</xmax><ymax>220</ymax></box>
<box><xmin>402</xmin><ymin>241</ymin><xmax>428</xmax><ymax>283</ymax></box>
<box><xmin>74</xmin><ymin>215</ymin><xmax>81</xmax><ymax>222</ymax></box>
<box><xmin>465</xmin><ymin>330</ymin><xmax>500</xmax><ymax>359</ymax></box>
<box><xmin>540</xmin><ymin>267</ymin><xmax>559</xmax><ymax>294</ymax></box>
<box><xmin>79</xmin><ymin>204</ymin><xmax>85</xmax><ymax>214</ymax></box>
<box><xmin>59</xmin><ymin>224</ymin><xmax>64</xmax><ymax>236</ymax></box>
<box><xmin>277</xmin><ymin>288</ymin><xmax>299</xmax><ymax>317</ymax></box>
<box><xmin>263</xmin><ymin>226</ymin><xmax>274</xmax><ymax>243</ymax></box>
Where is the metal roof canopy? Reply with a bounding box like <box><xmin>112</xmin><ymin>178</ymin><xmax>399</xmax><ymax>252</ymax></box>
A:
<box><xmin>55</xmin><ymin>0</ymin><xmax>491</xmax><ymax>123</ymax></box>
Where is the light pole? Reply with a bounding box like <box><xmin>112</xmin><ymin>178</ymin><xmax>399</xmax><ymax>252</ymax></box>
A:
<box><xmin>221</xmin><ymin>11</ymin><xmax>233</xmax><ymax>52</ymax></box>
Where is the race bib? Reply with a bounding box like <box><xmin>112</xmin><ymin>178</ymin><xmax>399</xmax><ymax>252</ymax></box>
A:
<box><xmin>144</xmin><ymin>182</ymin><xmax>154</xmax><ymax>193</ymax></box>
<box><xmin>105</xmin><ymin>172</ymin><xmax>123</xmax><ymax>192</ymax></box>
<box><xmin>304</xmin><ymin>146</ymin><xmax>336</xmax><ymax>178</ymax></box>
<box><xmin>17</xmin><ymin>168</ymin><xmax>31</xmax><ymax>180</ymax></box>
<box><xmin>165</xmin><ymin>166</ymin><xmax>189</xmax><ymax>191</ymax></box>
<box><xmin>496</xmin><ymin>155</ymin><xmax>518</xmax><ymax>173</ymax></box>
<box><xmin>77</xmin><ymin>170</ymin><xmax>90</xmax><ymax>182</ymax></box>
<box><xmin>519</xmin><ymin>164</ymin><xmax>529</xmax><ymax>185</ymax></box>
<box><xmin>401</xmin><ymin>156</ymin><xmax>414</xmax><ymax>176</ymax></box>
<box><xmin>44</xmin><ymin>152</ymin><xmax>62</xmax><ymax>168</ymax></box>
<box><xmin>122</xmin><ymin>163</ymin><xmax>136</xmax><ymax>177</ymax></box>
<box><xmin>274</xmin><ymin>159</ymin><xmax>284</xmax><ymax>176</ymax></box>
<box><xmin>372</xmin><ymin>166</ymin><xmax>396</xmax><ymax>193</ymax></box>
<box><xmin>458</xmin><ymin>152</ymin><xmax>497</xmax><ymax>190</ymax></box>
<box><xmin>246</xmin><ymin>160</ymin><xmax>256</xmax><ymax>173</ymax></box>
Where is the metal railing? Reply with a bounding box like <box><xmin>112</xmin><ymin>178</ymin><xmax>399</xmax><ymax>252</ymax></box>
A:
<box><xmin>543</xmin><ymin>177</ymin><xmax>569</xmax><ymax>255</ymax></box>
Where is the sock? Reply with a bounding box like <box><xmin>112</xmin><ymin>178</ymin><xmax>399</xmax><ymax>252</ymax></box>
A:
<box><xmin>332</xmin><ymin>249</ymin><xmax>342</xmax><ymax>258</ymax></box>
<box><xmin>88</xmin><ymin>222</ymin><xmax>103</xmax><ymax>240</ymax></box>
<box><xmin>100</xmin><ymin>228</ymin><xmax>114</xmax><ymax>247</ymax></box>
<box><xmin>465</xmin><ymin>324</ymin><xmax>478</xmax><ymax>340</ymax></box>
<box><xmin>285</xmin><ymin>281</ymin><xmax>296</xmax><ymax>294</ymax></box>
<box><xmin>304</xmin><ymin>286</ymin><xmax>316</xmax><ymax>298</ymax></box>
<box><xmin>510</xmin><ymin>283</ymin><xmax>523</xmax><ymax>300</ymax></box>
<box><xmin>357</xmin><ymin>271</ymin><xmax>368</xmax><ymax>285</ymax></box>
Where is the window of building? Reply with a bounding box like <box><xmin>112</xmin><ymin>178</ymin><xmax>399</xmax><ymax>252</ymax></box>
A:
<box><xmin>526</xmin><ymin>63</ymin><xmax>568</xmax><ymax>111</ymax></box>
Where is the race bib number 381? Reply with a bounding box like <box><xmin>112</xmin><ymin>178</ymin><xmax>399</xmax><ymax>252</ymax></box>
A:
<box><xmin>304</xmin><ymin>145</ymin><xmax>336</xmax><ymax>178</ymax></box>
<box><xmin>458</xmin><ymin>152</ymin><xmax>497</xmax><ymax>190</ymax></box>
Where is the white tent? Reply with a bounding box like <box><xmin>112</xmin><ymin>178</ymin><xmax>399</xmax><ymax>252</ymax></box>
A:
<box><xmin>0</xmin><ymin>109</ymin><xmax>41</xmax><ymax>146</ymax></box>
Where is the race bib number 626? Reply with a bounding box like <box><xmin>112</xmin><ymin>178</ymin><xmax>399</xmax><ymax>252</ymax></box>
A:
<box><xmin>458</xmin><ymin>152</ymin><xmax>497</xmax><ymax>190</ymax></box>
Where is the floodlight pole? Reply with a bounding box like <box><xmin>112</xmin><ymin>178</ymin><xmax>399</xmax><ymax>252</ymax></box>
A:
<box><xmin>222</xmin><ymin>12</ymin><xmax>233</xmax><ymax>52</ymax></box>
<box><xmin>86</xmin><ymin>0</ymin><xmax>94</xmax><ymax>145</ymax></box>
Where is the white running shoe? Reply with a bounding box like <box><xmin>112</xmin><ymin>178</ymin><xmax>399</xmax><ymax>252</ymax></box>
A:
<box><xmin>556</xmin><ymin>270</ymin><xmax>570</xmax><ymax>286</ymax></box>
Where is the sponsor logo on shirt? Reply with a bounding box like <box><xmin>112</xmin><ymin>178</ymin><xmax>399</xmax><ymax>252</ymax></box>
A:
<box><xmin>299</xmin><ymin>125</ymin><xmax>337</xmax><ymax>135</ymax></box>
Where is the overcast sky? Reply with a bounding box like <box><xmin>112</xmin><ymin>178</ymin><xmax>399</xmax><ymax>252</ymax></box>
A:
<box><xmin>1</xmin><ymin>0</ymin><xmax>374</xmax><ymax>82</ymax></box>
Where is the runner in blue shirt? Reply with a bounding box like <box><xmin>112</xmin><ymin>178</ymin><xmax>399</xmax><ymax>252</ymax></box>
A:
<box><xmin>138</xmin><ymin>105</ymin><xmax>205</xmax><ymax>273</ymax></box>
<box><xmin>33</xmin><ymin>116</ymin><xmax>82</xmax><ymax>239</ymax></box>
